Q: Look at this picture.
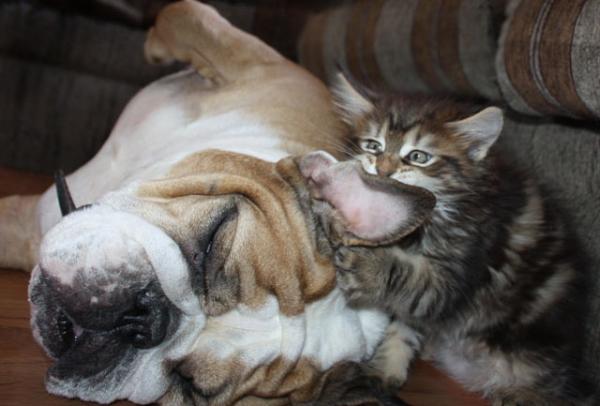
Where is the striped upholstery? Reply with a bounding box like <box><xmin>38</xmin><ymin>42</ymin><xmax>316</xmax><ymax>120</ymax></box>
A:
<box><xmin>497</xmin><ymin>0</ymin><xmax>600</xmax><ymax>120</ymax></box>
<box><xmin>298</xmin><ymin>0</ymin><xmax>600</xmax><ymax>122</ymax></box>
<box><xmin>298</xmin><ymin>0</ymin><xmax>502</xmax><ymax>100</ymax></box>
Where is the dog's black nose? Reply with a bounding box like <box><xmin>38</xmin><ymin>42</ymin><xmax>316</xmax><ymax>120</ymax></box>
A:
<box><xmin>56</xmin><ymin>310</ymin><xmax>75</xmax><ymax>354</ymax></box>
<box><xmin>115</xmin><ymin>288</ymin><xmax>170</xmax><ymax>349</ymax></box>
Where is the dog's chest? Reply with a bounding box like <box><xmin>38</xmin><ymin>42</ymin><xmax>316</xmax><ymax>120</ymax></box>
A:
<box><xmin>37</xmin><ymin>101</ymin><xmax>289</xmax><ymax>234</ymax></box>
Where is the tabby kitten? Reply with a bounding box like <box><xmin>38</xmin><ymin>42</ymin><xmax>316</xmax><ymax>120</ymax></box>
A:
<box><xmin>330</xmin><ymin>74</ymin><xmax>592</xmax><ymax>405</ymax></box>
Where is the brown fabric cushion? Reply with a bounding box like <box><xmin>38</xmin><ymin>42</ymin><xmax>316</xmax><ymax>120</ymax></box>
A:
<box><xmin>496</xmin><ymin>0</ymin><xmax>600</xmax><ymax>120</ymax></box>
<box><xmin>298</xmin><ymin>0</ymin><xmax>502</xmax><ymax>100</ymax></box>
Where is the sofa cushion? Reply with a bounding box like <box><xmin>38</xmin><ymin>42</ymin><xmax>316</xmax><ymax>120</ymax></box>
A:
<box><xmin>298</xmin><ymin>0</ymin><xmax>502</xmax><ymax>100</ymax></box>
<box><xmin>497</xmin><ymin>0</ymin><xmax>600</xmax><ymax>120</ymax></box>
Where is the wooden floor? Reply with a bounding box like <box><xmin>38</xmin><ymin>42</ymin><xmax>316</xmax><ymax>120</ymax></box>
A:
<box><xmin>0</xmin><ymin>168</ymin><xmax>488</xmax><ymax>406</ymax></box>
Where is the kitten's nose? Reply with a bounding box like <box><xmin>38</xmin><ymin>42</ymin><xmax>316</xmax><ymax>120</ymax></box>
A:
<box><xmin>376</xmin><ymin>154</ymin><xmax>399</xmax><ymax>177</ymax></box>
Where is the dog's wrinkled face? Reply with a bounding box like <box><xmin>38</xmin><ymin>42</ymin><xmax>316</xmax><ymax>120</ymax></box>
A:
<box><xmin>29</xmin><ymin>150</ymin><xmax>434</xmax><ymax>404</ymax></box>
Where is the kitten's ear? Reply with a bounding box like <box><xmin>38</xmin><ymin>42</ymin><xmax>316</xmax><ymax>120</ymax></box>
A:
<box><xmin>446</xmin><ymin>107</ymin><xmax>504</xmax><ymax>161</ymax></box>
<box><xmin>299</xmin><ymin>151</ymin><xmax>436</xmax><ymax>246</ymax></box>
<box><xmin>331</xmin><ymin>72</ymin><xmax>374</xmax><ymax>124</ymax></box>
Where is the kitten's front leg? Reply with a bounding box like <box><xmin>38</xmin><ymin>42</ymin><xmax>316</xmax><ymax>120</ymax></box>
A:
<box><xmin>334</xmin><ymin>246</ymin><xmax>391</xmax><ymax>307</ymax></box>
<box><xmin>335</xmin><ymin>248</ymin><xmax>422</xmax><ymax>389</ymax></box>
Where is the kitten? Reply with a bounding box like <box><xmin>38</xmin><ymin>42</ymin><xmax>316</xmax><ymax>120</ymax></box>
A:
<box><xmin>329</xmin><ymin>74</ymin><xmax>593</xmax><ymax>405</ymax></box>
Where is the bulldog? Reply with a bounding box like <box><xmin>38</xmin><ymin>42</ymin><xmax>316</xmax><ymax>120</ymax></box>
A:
<box><xmin>0</xmin><ymin>1</ymin><xmax>434</xmax><ymax>404</ymax></box>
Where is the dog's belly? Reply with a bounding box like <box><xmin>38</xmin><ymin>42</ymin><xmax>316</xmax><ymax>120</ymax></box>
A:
<box><xmin>37</xmin><ymin>71</ymin><xmax>292</xmax><ymax>234</ymax></box>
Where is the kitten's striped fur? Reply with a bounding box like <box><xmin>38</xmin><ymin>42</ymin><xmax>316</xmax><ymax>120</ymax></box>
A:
<box><xmin>331</xmin><ymin>75</ymin><xmax>593</xmax><ymax>405</ymax></box>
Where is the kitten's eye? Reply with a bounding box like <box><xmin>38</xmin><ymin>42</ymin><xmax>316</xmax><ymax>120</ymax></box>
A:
<box><xmin>407</xmin><ymin>150</ymin><xmax>432</xmax><ymax>165</ymax></box>
<box><xmin>360</xmin><ymin>139</ymin><xmax>383</xmax><ymax>154</ymax></box>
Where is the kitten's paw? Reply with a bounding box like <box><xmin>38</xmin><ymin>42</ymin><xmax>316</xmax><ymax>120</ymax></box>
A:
<box><xmin>368</xmin><ymin>322</ymin><xmax>420</xmax><ymax>391</ymax></box>
<box><xmin>336</xmin><ymin>271</ymin><xmax>367</xmax><ymax>304</ymax></box>
<box><xmin>379</xmin><ymin>357</ymin><xmax>409</xmax><ymax>390</ymax></box>
<box><xmin>371</xmin><ymin>363</ymin><xmax>407</xmax><ymax>392</ymax></box>
<box><xmin>334</xmin><ymin>246</ymin><xmax>363</xmax><ymax>272</ymax></box>
<box><xmin>334</xmin><ymin>246</ymin><xmax>381</xmax><ymax>273</ymax></box>
<box><xmin>334</xmin><ymin>246</ymin><xmax>379</xmax><ymax>305</ymax></box>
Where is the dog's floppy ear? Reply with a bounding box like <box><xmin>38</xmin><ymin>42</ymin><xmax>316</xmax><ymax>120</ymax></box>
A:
<box><xmin>299</xmin><ymin>151</ymin><xmax>435</xmax><ymax>246</ymax></box>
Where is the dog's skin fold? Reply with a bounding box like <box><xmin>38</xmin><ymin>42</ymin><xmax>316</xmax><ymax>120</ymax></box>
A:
<box><xmin>1</xmin><ymin>1</ymin><xmax>435</xmax><ymax>404</ymax></box>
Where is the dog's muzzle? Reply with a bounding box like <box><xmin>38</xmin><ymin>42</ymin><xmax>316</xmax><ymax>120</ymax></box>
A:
<box><xmin>29</xmin><ymin>205</ymin><xmax>206</xmax><ymax>404</ymax></box>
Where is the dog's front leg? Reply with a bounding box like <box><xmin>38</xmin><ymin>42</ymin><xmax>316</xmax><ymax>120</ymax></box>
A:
<box><xmin>0</xmin><ymin>194</ymin><xmax>41</xmax><ymax>271</ymax></box>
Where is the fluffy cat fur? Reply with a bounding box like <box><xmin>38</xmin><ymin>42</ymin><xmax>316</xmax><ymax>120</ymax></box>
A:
<box><xmin>329</xmin><ymin>74</ymin><xmax>593</xmax><ymax>405</ymax></box>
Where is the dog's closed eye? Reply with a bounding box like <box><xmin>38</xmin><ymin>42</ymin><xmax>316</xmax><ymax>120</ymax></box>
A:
<box><xmin>186</xmin><ymin>201</ymin><xmax>240</xmax><ymax>316</ymax></box>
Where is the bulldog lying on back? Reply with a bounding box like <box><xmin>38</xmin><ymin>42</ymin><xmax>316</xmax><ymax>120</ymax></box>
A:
<box><xmin>0</xmin><ymin>1</ymin><xmax>434</xmax><ymax>405</ymax></box>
